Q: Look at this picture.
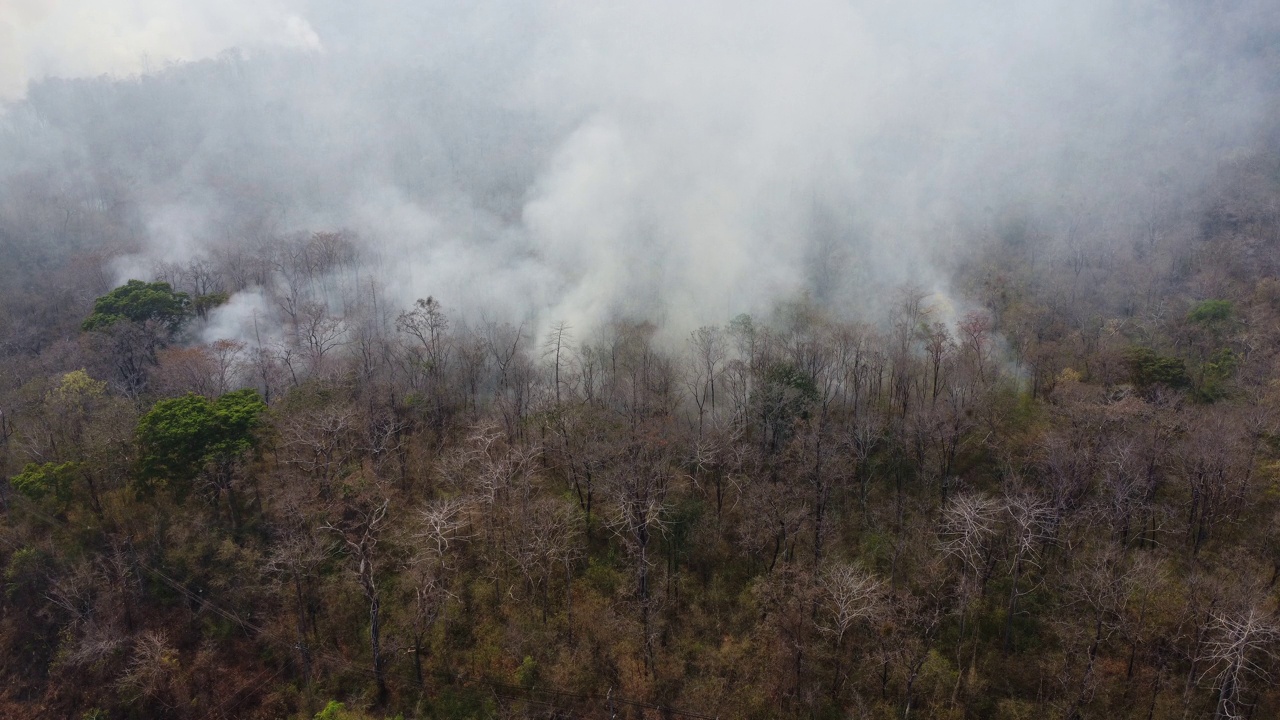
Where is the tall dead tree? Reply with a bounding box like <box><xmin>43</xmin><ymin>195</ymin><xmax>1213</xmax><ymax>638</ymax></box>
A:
<box><xmin>322</xmin><ymin>497</ymin><xmax>391</xmax><ymax>703</ymax></box>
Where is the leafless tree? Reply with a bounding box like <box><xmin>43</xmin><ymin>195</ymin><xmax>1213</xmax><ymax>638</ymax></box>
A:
<box><xmin>543</xmin><ymin>321</ymin><xmax>574</xmax><ymax>407</ymax></box>
<box><xmin>1059</xmin><ymin>544</ymin><xmax>1164</xmax><ymax>720</ymax></box>
<box><xmin>404</xmin><ymin>498</ymin><xmax>470</xmax><ymax>687</ymax></box>
<box><xmin>483</xmin><ymin>320</ymin><xmax>532</xmax><ymax>440</ymax></box>
<box><xmin>1001</xmin><ymin>491</ymin><xmax>1054</xmax><ymax>652</ymax></box>
<box><xmin>417</xmin><ymin>498</ymin><xmax>471</xmax><ymax>562</ymax></box>
<box><xmin>604</xmin><ymin>436</ymin><xmax>675</xmax><ymax>674</ymax></box>
<box><xmin>397</xmin><ymin>296</ymin><xmax>451</xmax><ymax>372</ymax></box>
<box><xmin>958</xmin><ymin>312</ymin><xmax>994</xmax><ymax>386</ymax></box>
<box><xmin>117</xmin><ymin>630</ymin><xmax>184</xmax><ymax>711</ymax></box>
<box><xmin>815</xmin><ymin>561</ymin><xmax>886</xmax><ymax>699</ymax></box>
<box><xmin>264</xmin><ymin>524</ymin><xmax>328</xmax><ymax>681</ymax></box>
<box><xmin>1201</xmin><ymin>603</ymin><xmax>1279</xmax><ymax>720</ymax></box>
<box><xmin>280</xmin><ymin>401</ymin><xmax>359</xmax><ymax>489</ymax></box>
<box><xmin>208</xmin><ymin>339</ymin><xmax>246</xmax><ymax>394</ymax></box>
<box><xmin>505</xmin><ymin>498</ymin><xmax>580</xmax><ymax>623</ymax></box>
<box><xmin>1177</xmin><ymin>411</ymin><xmax>1254</xmax><ymax>555</ymax></box>
<box><xmin>940</xmin><ymin>492</ymin><xmax>1002</xmax><ymax>593</ymax></box>
<box><xmin>322</xmin><ymin>496</ymin><xmax>391</xmax><ymax>702</ymax></box>
<box><xmin>296</xmin><ymin>300</ymin><xmax>348</xmax><ymax>375</ymax></box>
<box><xmin>685</xmin><ymin>325</ymin><xmax>727</xmax><ymax>438</ymax></box>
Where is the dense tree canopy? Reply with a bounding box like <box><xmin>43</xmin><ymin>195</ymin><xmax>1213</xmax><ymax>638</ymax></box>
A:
<box><xmin>10</xmin><ymin>461</ymin><xmax>78</xmax><ymax>506</ymax></box>
<box><xmin>135</xmin><ymin>389</ymin><xmax>267</xmax><ymax>498</ymax></box>
<box><xmin>81</xmin><ymin>280</ymin><xmax>191</xmax><ymax>333</ymax></box>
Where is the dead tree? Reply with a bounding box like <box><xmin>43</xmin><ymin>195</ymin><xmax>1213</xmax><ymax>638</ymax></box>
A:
<box><xmin>322</xmin><ymin>498</ymin><xmax>391</xmax><ymax>703</ymax></box>
<box><xmin>1201</xmin><ymin>604</ymin><xmax>1279</xmax><ymax>720</ymax></box>
<box><xmin>604</xmin><ymin>437</ymin><xmax>673</xmax><ymax>674</ymax></box>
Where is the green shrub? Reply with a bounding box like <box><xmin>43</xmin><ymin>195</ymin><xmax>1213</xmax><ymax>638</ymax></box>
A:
<box><xmin>1123</xmin><ymin>347</ymin><xmax>1190</xmax><ymax>390</ymax></box>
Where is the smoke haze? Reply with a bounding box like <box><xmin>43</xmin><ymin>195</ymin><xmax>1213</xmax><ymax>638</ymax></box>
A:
<box><xmin>3</xmin><ymin>0</ymin><xmax>1278</xmax><ymax>338</ymax></box>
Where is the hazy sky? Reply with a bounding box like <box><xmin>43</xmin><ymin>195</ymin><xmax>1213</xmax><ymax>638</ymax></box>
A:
<box><xmin>0</xmin><ymin>0</ymin><xmax>320</xmax><ymax>98</ymax></box>
<box><xmin>3</xmin><ymin>0</ymin><xmax>1277</xmax><ymax>338</ymax></box>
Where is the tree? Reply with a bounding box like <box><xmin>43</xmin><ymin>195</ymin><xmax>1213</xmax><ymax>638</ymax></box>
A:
<box><xmin>397</xmin><ymin>297</ymin><xmax>450</xmax><ymax>372</ymax></box>
<box><xmin>322</xmin><ymin>496</ymin><xmax>391</xmax><ymax>703</ymax></box>
<box><xmin>1000</xmin><ymin>491</ymin><xmax>1053</xmax><ymax>653</ymax></box>
<box><xmin>605</xmin><ymin>432</ymin><xmax>675</xmax><ymax>674</ymax></box>
<box><xmin>815</xmin><ymin>562</ymin><xmax>886</xmax><ymax>699</ymax></box>
<box><xmin>1124</xmin><ymin>347</ymin><xmax>1191</xmax><ymax>392</ymax></box>
<box><xmin>685</xmin><ymin>325</ymin><xmax>727</xmax><ymax>437</ymax></box>
<box><xmin>7</xmin><ymin>368</ymin><xmax>133</xmax><ymax>525</ymax></box>
<box><xmin>543</xmin><ymin>321</ymin><xmax>574</xmax><ymax>407</ymax></box>
<box><xmin>405</xmin><ymin>498</ymin><xmax>468</xmax><ymax>686</ymax></box>
<box><xmin>82</xmin><ymin>280</ymin><xmax>190</xmax><ymax>333</ymax></box>
<box><xmin>1201</xmin><ymin>603</ymin><xmax>1279</xmax><ymax>720</ymax></box>
<box><xmin>134</xmin><ymin>389</ymin><xmax>267</xmax><ymax>525</ymax></box>
<box><xmin>10</xmin><ymin>461</ymin><xmax>78</xmax><ymax>509</ymax></box>
<box><xmin>398</xmin><ymin>297</ymin><xmax>458</xmax><ymax>434</ymax></box>
<box><xmin>82</xmin><ymin>280</ymin><xmax>193</xmax><ymax>395</ymax></box>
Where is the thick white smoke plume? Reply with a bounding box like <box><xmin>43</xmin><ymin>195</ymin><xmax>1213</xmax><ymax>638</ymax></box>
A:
<box><xmin>2</xmin><ymin>0</ymin><xmax>1277</xmax><ymax>339</ymax></box>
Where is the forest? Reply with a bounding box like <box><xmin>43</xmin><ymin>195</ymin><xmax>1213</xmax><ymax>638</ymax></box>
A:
<box><xmin>3</xmin><ymin>140</ymin><xmax>1280</xmax><ymax>718</ymax></box>
<box><xmin>5</xmin><ymin>3</ymin><xmax>1280</xmax><ymax>719</ymax></box>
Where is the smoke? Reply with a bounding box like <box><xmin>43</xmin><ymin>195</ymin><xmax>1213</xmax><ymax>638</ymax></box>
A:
<box><xmin>0</xmin><ymin>0</ymin><xmax>320</xmax><ymax>100</ymax></box>
<box><xmin>2</xmin><ymin>0</ymin><xmax>1278</xmax><ymax>340</ymax></box>
<box><xmin>200</xmin><ymin>290</ymin><xmax>276</xmax><ymax>346</ymax></box>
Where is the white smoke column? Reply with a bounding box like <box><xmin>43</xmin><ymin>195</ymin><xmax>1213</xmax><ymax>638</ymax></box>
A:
<box><xmin>201</xmin><ymin>289</ymin><xmax>278</xmax><ymax>345</ymax></box>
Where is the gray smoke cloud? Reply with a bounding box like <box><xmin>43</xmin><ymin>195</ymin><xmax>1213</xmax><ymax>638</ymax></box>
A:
<box><xmin>0</xmin><ymin>0</ymin><xmax>321</xmax><ymax>99</ymax></box>
<box><xmin>3</xmin><ymin>0</ymin><xmax>1277</xmax><ymax>339</ymax></box>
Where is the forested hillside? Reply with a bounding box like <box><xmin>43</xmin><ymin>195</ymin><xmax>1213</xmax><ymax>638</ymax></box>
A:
<box><xmin>3</xmin><ymin>124</ymin><xmax>1280</xmax><ymax>718</ymax></box>
<box><xmin>5</xmin><ymin>2</ymin><xmax>1280</xmax><ymax>717</ymax></box>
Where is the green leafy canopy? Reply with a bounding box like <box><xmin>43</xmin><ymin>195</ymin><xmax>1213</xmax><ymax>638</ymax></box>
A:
<box><xmin>1123</xmin><ymin>346</ymin><xmax>1190</xmax><ymax>391</ymax></box>
<box><xmin>1187</xmin><ymin>298</ymin><xmax>1233</xmax><ymax>326</ymax></box>
<box><xmin>135</xmin><ymin>389</ymin><xmax>267</xmax><ymax>497</ymax></box>
<box><xmin>10</xmin><ymin>461</ymin><xmax>79</xmax><ymax>506</ymax></box>
<box><xmin>82</xmin><ymin>279</ymin><xmax>191</xmax><ymax>332</ymax></box>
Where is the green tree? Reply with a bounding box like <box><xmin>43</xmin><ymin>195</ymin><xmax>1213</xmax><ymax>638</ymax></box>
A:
<box><xmin>10</xmin><ymin>461</ymin><xmax>79</xmax><ymax>508</ymax></box>
<box><xmin>135</xmin><ymin>389</ymin><xmax>267</xmax><ymax>515</ymax></box>
<box><xmin>82</xmin><ymin>279</ymin><xmax>191</xmax><ymax>332</ymax></box>
<box><xmin>759</xmin><ymin>361</ymin><xmax>818</xmax><ymax>452</ymax></box>
<box><xmin>1187</xmin><ymin>299</ymin><xmax>1234</xmax><ymax>327</ymax></box>
<box><xmin>1122</xmin><ymin>347</ymin><xmax>1190</xmax><ymax>391</ymax></box>
<box><xmin>1184</xmin><ymin>300</ymin><xmax>1239</xmax><ymax>401</ymax></box>
<box><xmin>82</xmin><ymin>281</ymin><xmax>193</xmax><ymax>395</ymax></box>
<box><xmin>1194</xmin><ymin>347</ymin><xmax>1239</xmax><ymax>402</ymax></box>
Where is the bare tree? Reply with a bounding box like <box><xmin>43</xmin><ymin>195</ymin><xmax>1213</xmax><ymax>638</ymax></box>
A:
<box><xmin>604</xmin><ymin>435</ymin><xmax>675</xmax><ymax>674</ymax></box>
<box><xmin>264</xmin><ymin>523</ymin><xmax>327</xmax><ymax>681</ymax></box>
<box><xmin>117</xmin><ymin>630</ymin><xmax>185</xmax><ymax>712</ymax></box>
<box><xmin>1201</xmin><ymin>603</ymin><xmax>1279</xmax><ymax>720</ymax></box>
<box><xmin>280</xmin><ymin>401</ymin><xmax>359</xmax><ymax>489</ymax></box>
<box><xmin>209</xmin><ymin>339</ymin><xmax>246</xmax><ymax>394</ymax></box>
<box><xmin>940</xmin><ymin>492</ymin><xmax>1002</xmax><ymax>593</ymax></box>
<box><xmin>505</xmin><ymin>498</ymin><xmax>579</xmax><ymax>623</ymax></box>
<box><xmin>958</xmin><ymin>312</ymin><xmax>994</xmax><ymax>386</ymax></box>
<box><xmin>322</xmin><ymin>496</ymin><xmax>391</xmax><ymax>702</ymax></box>
<box><xmin>543</xmin><ymin>321</ymin><xmax>574</xmax><ymax>407</ymax></box>
<box><xmin>405</xmin><ymin>498</ymin><xmax>470</xmax><ymax>687</ymax></box>
<box><xmin>483</xmin><ymin>320</ymin><xmax>531</xmax><ymax>440</ymax></box>
<box><xmin>296</xmin><ymin>300</ymin><xmax>348</xmax><ymax>375</ymax></box>
<box><xmin>685</xmin><ymin>325</ymin><xmax>727</xmax><ymax>437</ymax></box>
<box><xmin>1001</xmin><ymin>491</ymin><xmax>1053</xmax><ymax>653</ymax></box>
<box><xmin>397</xmin><ymin>296</ymin><xmax>451</xmax><ymax>372</ymax></box>
<box><xmin>1177</xmin><ymin>410</ymin><xmax>1254</xmax><ymax>555</ymax></box>
<box><xmin>814</xmin><ymin>561</ymin><xmax>886</xmax><ymax>699</ymax></box>
<box><xmin>1059</xmin><ymin>544</ymin><xmax>1164</xmax><ymax>720</ymax></box>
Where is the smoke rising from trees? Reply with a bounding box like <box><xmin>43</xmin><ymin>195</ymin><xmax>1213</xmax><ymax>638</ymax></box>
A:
<box><xmin>2</xmin><ymin>0</ymin><xmax>1277</xmax><ymax>338</ymax></box>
